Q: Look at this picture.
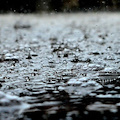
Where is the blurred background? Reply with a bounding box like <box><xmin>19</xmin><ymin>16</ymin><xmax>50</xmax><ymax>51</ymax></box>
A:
<box><xmin>0</xmin><ymin>0</ymin><xmax>120</xmax><ymax>13</ymax></box>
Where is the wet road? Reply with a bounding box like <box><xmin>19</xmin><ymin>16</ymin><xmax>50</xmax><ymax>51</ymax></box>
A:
<box><xmin>0</xmin><ymin>13</ymin><xmax>120</xmax><ymax>120</ymax></box>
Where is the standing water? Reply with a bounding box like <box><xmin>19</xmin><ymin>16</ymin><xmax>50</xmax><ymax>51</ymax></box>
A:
<box><xmin>0</xmin><ymin>13</ymin><xmax>120</xmax><ymax>120</ymax></box>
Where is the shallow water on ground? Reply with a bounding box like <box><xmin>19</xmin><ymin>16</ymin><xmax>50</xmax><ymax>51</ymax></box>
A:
<box><xmin>0</xmin><ymin>13</ymin><xmax>120</xmax><ymax>120</ymax></box>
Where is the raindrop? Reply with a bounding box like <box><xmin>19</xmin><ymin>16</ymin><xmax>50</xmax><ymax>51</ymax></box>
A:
<box><xmin>26</xmin><ymin>48</ymin><xmax>32</xmax><ymax>59</ymax></box>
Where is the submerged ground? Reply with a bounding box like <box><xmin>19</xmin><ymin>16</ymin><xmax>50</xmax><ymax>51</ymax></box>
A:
<box><xmin>0</xmin><ymin>13</ymin><xmax>120</xmax><ymax>120</ymax></box>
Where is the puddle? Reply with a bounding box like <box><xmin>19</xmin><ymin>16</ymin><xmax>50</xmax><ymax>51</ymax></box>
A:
<box><xmin>0</xmin><ymin>13</ymin><xmax>120</xmax><ymax>120</ymax></box>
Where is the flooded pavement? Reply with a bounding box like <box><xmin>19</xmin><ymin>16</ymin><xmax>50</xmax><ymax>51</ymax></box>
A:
<box><xmin>0</xmin><ymin>13</ymin><xmax>120</xmax><ymax>120</ymax></box>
